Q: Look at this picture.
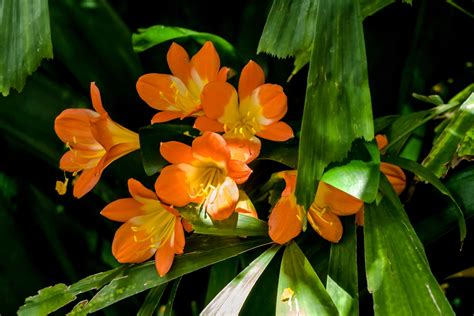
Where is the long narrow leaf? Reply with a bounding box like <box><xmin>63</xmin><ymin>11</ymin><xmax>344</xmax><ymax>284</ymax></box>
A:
<box><xmin>137</xmin><ymin>284</ymin><xmax>167</xmax><ymax>316</ymax></box>
<box><xmin>327</xmin><ymin>217</ymin><xmax>358</xmax><ymax>316</ymax></box>
<box><xmin>296</xmin><ymin>0</ymin><xmax>374</xmax><ymax>207</ymax></box>
<box><xmin>69</xmin><ymin>236</ymin><xmax>271</xmax><ymax>314</ymax></box>
<box><xmin>383</xmin><ymin>156</ymin><xmax>466</xmax><ymax>242</ymax></box>
<box><xmin>364</xmin><ymin>176</ymin><xmax>455</xmax><ymax>315</ymax></box>
<box><xmin>201</xmin><ymin>245</ymin><xmax>280</xmax><ymax>315</ymax></box>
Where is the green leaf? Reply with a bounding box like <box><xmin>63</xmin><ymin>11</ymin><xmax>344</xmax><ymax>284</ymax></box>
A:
<box><xmin>364</xmin><ymin>176</ymin><xmax>455</xmax><ymax>315</ymax></box>
<box><xmin>257</xmin><ymin>137</ymin><xmax>299</xmax><ymax>168</ymax></box>
<box><xmin>201</xmin><ymin>245</ymin><xmax>280</xmax><ymax>315</ymax></box>
<box><xmin>69</xmin><ymin>236</ymin><xmax>271</xmax><ymax>314</ymax></box>
<box><xmin>327</xmin><ymin>217</ymin><xmax>358</xmax><ymax>316</ymax></box>
<box><xmin>137</xmin><ymin>284</ymin><xmax>167</xmax><ymax>316</ymax></box>
<box><xmin>179</xmin><ymin>206</ymin><xmax>268</xmax><ymax>237</ymax></box>
<box><xmin>296</xmin><ymin>0</ymin><xmax>374</xmax><ymax>208</ymax></box>
<box><xmin>359</xmin><ymin>0</ymin><xmax>394</xmax><ymax>18</ymax></box>
<box><xmin>204</xmin><ymin>257</ymin><xmax>239</xmax><ymax>304</ymax></box>
<box><xmin>132</xmin><ymin>25</ymin><xmax>237</xmax><ymax>59</ymax></box>
<box><xmin>163</xmin><ymin>277</ymin><xmax>181</xmax><ymax>316</ymax></box>
<box><xmin>0</xmin><ymin>0</ymin><xmax>53</xmax><ymax>96</ymax></box>
<box><xmin>382</xmin><ymin>156</ymin><xmax>466</xmax><ymax>242</ymax></box>
<box><xmin>139</xmin><ymin>124</ymin><xmax>199</xmax><ymax>176</ymax></box>
<box><xmin>18</xmin><ymin>266</ymin><xmax>127</xmax><ymax>316</ymax></box>
<box><xmin>374</xmin><ymin>115</ymin><xmax>399</xmax><ymax>133</ymax></box>
<box><xmin>276</xmin><ymin>241</ymin><xmax>338</xmax><ymax>315</ymax></box>
<box><xmin>321</xmin><ymin>141</ymin><xmax>380</xmax><ymax>203</ymax></box>
<box><xmin>421</xmin><ymin>93</ymin><xmax>474</xmax><ymax>178</ymax></box>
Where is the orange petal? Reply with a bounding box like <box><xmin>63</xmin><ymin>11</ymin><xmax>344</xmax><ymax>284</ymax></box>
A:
<box><xmin>128</xmin><ymin>178</ymin><xmax>157</xmax><ymax>201</ymax></box>
<box><xmin>155</xmin><ymin>165</ymin><xmax>191</xmax><ymax>207</ymax></box>
<box><xmin>380</xmin><ymin>162</ymin><xmax>406</xmax><ymax>195</ymax></box>
<box><xmin>190</xmin><ymin>41</ymin><xmax>220</xmax><ymax>83</ymax></box>
<box><xmin>268</xmin><ymin>196</ymin><xmax>303</xmax><ymax>244</ymax></box>
<box><xmin>73</xmin><ymin>167</ymin><xmax>102</xmax><ymax>198</ymax></box>
<box><xmin>90</xmin><ymin>116</ymin><xmax>139</xmax><ymax>151</ymax></box>
<box><xmin>314</xmin><ymin>182</ymin><xmax>363</xmax><ymax>216</ymax></box>
<box><xmin>194</xmin><ymin>116</ymin><xmax>225</xmax><ymax>133</ymax></box>
<box><xmin>100</xmin><ymin>198</ymin><xmax>145</xmax><ymax>222</ymax></box>
<box><xmin>217</xmin><ymin>67</ymin><xmax>230</xmax><ymax>82</ymax></box>
<box><xmin>376</xmin><ymin>134</ymin><xmax>388</xmax><ymax>150</ymax></box>
<box><xmin>155</xmin><ymin>239</ymin><xmax>175</xmax><ymax>277</ymax></box>
<box><xmin>151</xmin><ymin>111</ymin><xmax>183</xmax><ymax>124</ymax></box>
<box><xmin>160</xmin><ymin>141</ymin><xmax>194</xmax><ymax>165</ymax></box>
<box><xmin>307</xmin><ymin>206</ymin><xmax>343</xmax><ymax>243</ymax></box>
<box><xmin>182</xmin><ymin>219</ymin><xmax>194</xmax><ymax>233</ymax></box>
<box><xmin>256</xmin><ymin>84</ymin><xmax>287</xmax><ymax>122</ymax></box>
<box><xmin>59</xmin><ymin>150</ymin><xmax>102</xmax><ymax>172</ymax></box>
<box><xmin>136</xmin><ymin>74</ymin><xmax>182</xmax><ymax>111</ymax></box>
<box><xmin>235</xmin><ymin>190</ymin><xmax>258</xmax><ymax>219</ymax></box>
<box><xmin>112</xmin><ymin>222</ymin><xmax>155</xmax><ymax>263</ymax></box>
<box><xmin>205</xmin><ymin>177</ymin><xmax>239</xmax><ymax>221</ymax></box>
<box><xmin>100</xmin><ymin>143</ymin><xmax>140</xmax><ymax>173</ymax></box>
<box><xmin>54</xmin><ymin>108</ymin><xmax>100</xmax><ymax>145</ymax></box>
<box><xmin>225</xmin><ymin>136</ymin><xmax>261</xmax><ymax>163</ymax></box>
<box><xmin>227</xmin><ymin>159</ymin><xmax>252</xmax><ymax>184</ymax></box>
<box><xmin>279</xmin><ymin>170</ymin><xmax>297</xmax><ymax>197</ymax></box>
<box><xmin>173</xmin><ymin>220</ymin><xmax>185</xmax><ymax>254</ymax></box>
<box><xmin>192</xmin><ymin>132</ymin><xmax>230</xmax><ymax>164</ymax></box>
<box><xmin>356</xmin><ymin>207</ymin><xmax>365</xmax><ymax>226</ymax></box>
<box><xmin>90</xmin><ymin>82</ymin><xmax>107</xmax><ymax>115</ymax></box>
<box><xmin>256</xmin><ymin>121</ymin><xmax>294</xmax><ymax>142</ymax></box>
<box><xmin>201</xmin><ymin>81</ymin><xmax>239</xmax><ymax>120</ymax></box>
<box><xmin>238</xmin><ymin>60</ymin><xmax>265</xmax><ymax>100</ymax></box>
<box><xmin>167</xmin><ymin>42</ymin><xmax>191</xmax><ymax>82</ymax></box>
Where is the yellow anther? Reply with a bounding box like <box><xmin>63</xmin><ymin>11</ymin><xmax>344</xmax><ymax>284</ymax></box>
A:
<box><xmin>55</xmin><ymin>177</ymin><xmax>69</xmax><ymax>195</ymax></box>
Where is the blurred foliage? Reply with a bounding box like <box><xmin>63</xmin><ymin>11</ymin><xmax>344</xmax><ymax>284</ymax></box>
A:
<box><xmin>0</xmin><ymin>0</ymin><xmax>473</xmax><ymax>315</ymax></box>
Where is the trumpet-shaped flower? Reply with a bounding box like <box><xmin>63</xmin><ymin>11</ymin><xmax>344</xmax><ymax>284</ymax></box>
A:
<box><xmin>136</xmin><ymin>41</ymin><xmax>229</xmax><ymax>124</ymax></box>
<box><xmin>268</xmin><ymin>171</ymin><xmax>304</xmax><ymax>244</ymax></box>
<box><xmin>54</xmin><ymin>83</ymin><xmax>140</xmax><ymax>198</ymax></box>
<box><xmin>101</xmin><ymin>179</ymin><xmax>185</xmax><ymax>277</ymax></box>
<box><xmin>155</xmin><ymin>132</ymin><xmax>252</xmax><ymax>220</ymax></box>
<box><xmin>195</xmin><ymin>60</ymin><xmax>294</xmax><ymax>163</ymax></box>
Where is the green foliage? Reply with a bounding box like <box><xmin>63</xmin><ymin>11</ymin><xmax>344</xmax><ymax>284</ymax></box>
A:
<box><xmin>137</xmin><ymin>284</ymin><xmax>167</xmax><ymax>316</ymax></box>
<box><xmin>0</xmin><ymin>0</ymin><xmax>53</xmax><ymax>96</ymax></box>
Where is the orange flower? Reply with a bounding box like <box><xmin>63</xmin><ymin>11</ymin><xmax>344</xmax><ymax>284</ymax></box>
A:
<box><xmin>54</xmin><ymin>83</ymin><xmax>140</xmax><ymax>198</ymax></box>
<box><xmin>101</xmin><ymin>179</ymin><xmax>185</xmax><ymax>277</ymax></box>
<box><xmin>155</xmin><ymin>132</ymin><xmax>252</xmax><ymax>221</ymax></box>
<box><xmin>194</xmin><ymin>60</ymin><xmax>294</xmax><ymax>163</ymax></box>
<box><xmin>268</xmin><ymin>171</ymin><xmax>304</xmax><ymax>244</ymax></box>
<box><xmin>308</xmin><ymin>181</ymin><xmax>363</xmax><ymax>242</ymax></box>
<box><xmin>136</xmin><ymin>41</ymin><xmax>229</xmax><ymax>124</ymax></box>
<box><xmin>376</xmin><ymin>134</ymin><xmax>407</xmax><ymax>195</ymax></box>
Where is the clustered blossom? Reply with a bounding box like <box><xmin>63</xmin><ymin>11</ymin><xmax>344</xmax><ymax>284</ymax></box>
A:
<box><xmin>54</xmin><ymin>41</ymin><xmax>406</xmax><ymax>277</ymax></box>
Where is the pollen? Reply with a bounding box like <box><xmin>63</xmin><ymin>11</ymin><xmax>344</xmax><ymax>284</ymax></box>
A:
<box><xmin>55</xmin><ymin>177</ymin><xmax>69</xmax><ymax>195</ymax></box>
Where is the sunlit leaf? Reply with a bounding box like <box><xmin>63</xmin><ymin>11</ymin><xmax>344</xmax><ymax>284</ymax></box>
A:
<box><xmin>0</xmin><ymin>0</ymin><xmax>53</xmax><ymax>96</ymax></box>
<box><xmin>204</xmin><ymin>258</ymin><xmax>239</xmax><ymax>304</ymax></box>
<box><xmin>296</xmin><ymin>0</ymin><xmax>374</xmax><ymax>207</ymax></box>
<box><xmin>422</xmin><ymin>93</ymin><xmax>474</xmax><ymax>178</ymax></box>
<box><xmin>276</xmin><ymin>241</ymin><xmax>338</xmax><ymax>315</ymax></box>
<box><xmin>137</xmin><ymin>284</ymin><xmax>167</xmax><ymax>316</ymax></box>
<box><xmin>383</xmin><ymin>156</ymin><xmax>466</xmax><ymax>242</ymax></box>
<box><xmin>327</xmin><ymin>217</ymin><xmax>358</xmax><ymax>316</ymax></box>
<box><xmin>132</xmin><ymin>25</ymin><xmax>237</xmax><ymax>59</ymax></box>
<box><xmin>69</xmin><ymin>236</ymin><xmax>271</xmax><ymax>314</ymax></box>
<box><xmin>179</xmin><ymin>205</ymin><xmax>268</xmax><ymax>237</ymax></box>
<box><xmin>364</xmin><ymin>176</ymin><xmax>455</xmax><ymax>315</ymax></box>
<box><xmin>201</xmin><ymin>245</ymin><xmax>280</xmax><ymax>315</ymax></box>
<box><xmin>139</xmin><ymin>124</ymin><xmax>199</xmax><ymax>176</ymax></box>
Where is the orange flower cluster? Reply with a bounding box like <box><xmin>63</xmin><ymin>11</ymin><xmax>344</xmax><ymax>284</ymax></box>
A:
<box><xmin>54</xmin><ymin>42</ymin><xmax>293</xmax><ymax>276</ymax></box>
<box><xmin>268</xmin><ymin>135</ymin><xmax>407</xmax><ymax>244</ymax></box>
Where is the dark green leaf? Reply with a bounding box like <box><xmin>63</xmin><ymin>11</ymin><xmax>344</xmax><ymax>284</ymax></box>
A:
<box><xmin>257</xmin><ymin>137</ymin><xmax>299</xmax><ymax>168</ymax></box>
<box><xmin>412</xmin><ymin>93</ymin><xmax>445</xmax><ymax>106</ymax></box>
<box><xmin>374</xmin><ymin>115</ymin><xmax>399</xmax><ymax>133</ymax></box>
<box><xmin>276</xmin><ymin>241</ymin><xmax>338</xmax><ymax>315</ymax></box>
<box><xmin>139</xmin><ymin>124</ymin><xmax>198</xmax><ymax>176</ymax></box>
<box><xmin>364</xmin><ymin>176</ymin><xmax>455</xmax><ymax>315</ymax></box>
<box><xmin>359</xmin><ymin>0</ymin><xmax>394</xmax><ymax>18</ymax></box>
<box><xmin>201</xmin><ymin>245</ymin><xmax>280</xmax><ymax>315</ymax></box>
<box><xmin>0</xmin><ymin>0</ymin><xmax>53</xmax><ymax>96</ymax></box>
<box><xmin>204</xmin><ymin>258</ymin><xmax>239</xmax><ymax>304</ymax></box>
<box><xmin>296</xmin><ymin>0</ymin><xmax>374</xmax><ymax>207</ymax></box>
<box><xmin>132</xmin><ymin>25</ymin><xmax>237</xmax><ymax>59</ymax></box>
<box><xmin>69</xmin><ymin>236</ymin><xmax>271</xmax><ymax>314</ymax></box>
<box><xmin>383</xmin><ymin>156</ymin><xmax>466</xmax><ymax>242</ymax></box>
<box><xmin>163</xmin><ymin>277</ymin><xmax>181</xmax><ymax>316</ymax></box>
<box><xmin>137</xmin><ymin>284</ymin><xmax>167</xmax><ymax>316</ymax></box>
<box><xmin>179</xmin><ymin>205</ymin><xmax>268</xmax><ymax>237</ymax></box>
<box><xmin>422</xmin><ymin>93</ymin><xmax>474</xmax><ymax>178</ymax></box>
<box><xmin>327</xmin><ymin>217</ymin><xmax>358</xmax><ymax>316</ymax></box>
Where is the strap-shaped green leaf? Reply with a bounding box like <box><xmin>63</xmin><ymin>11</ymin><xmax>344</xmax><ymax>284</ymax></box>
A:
<box><xmin>137</xmin><ymin>284</ymin><xmax>167</xmax><ymax>316</ymax></box>
<box><xmin>0</xmin><ymin>0</ymin><xmax>53</xmax><ymax>96</ymax></box>
<box><xmin>327</xmin><ymin>217</ymin><xmax>358</xmax><ymax>316</ymax></box>
<box><xmin>201</xmin><ymin>245</ymin><xmax>280</xmax><ymax>315</ymax></box>
<box><xmin>276</xmin><ymin>241</ymin><xmax>338</xmax><ymax>315</ymax></box>
<box><xmin>364</xmin><ymin>176</ymin><xmax>455</xmax><ymax>315</ymax></box>
<box><xmin>383</xmin><ymin>156</ymin><xmax>466</xmax><ymax>242</ymax></box>
<box><xmin>296</xmin><ymin>0</ymin><xmax>374</xmax><ymax>207</ymax></box>
<box><xmin>69</xmin><ymin>236</ymin><xmax>271</xmax><ymax>314</ymax></box>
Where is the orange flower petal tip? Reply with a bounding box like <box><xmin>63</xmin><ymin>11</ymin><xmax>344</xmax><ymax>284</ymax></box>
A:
<box><xmin>307</xmin><ymin>206</ymin><xmax>343</xmax><ymax>243</ymax></box>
